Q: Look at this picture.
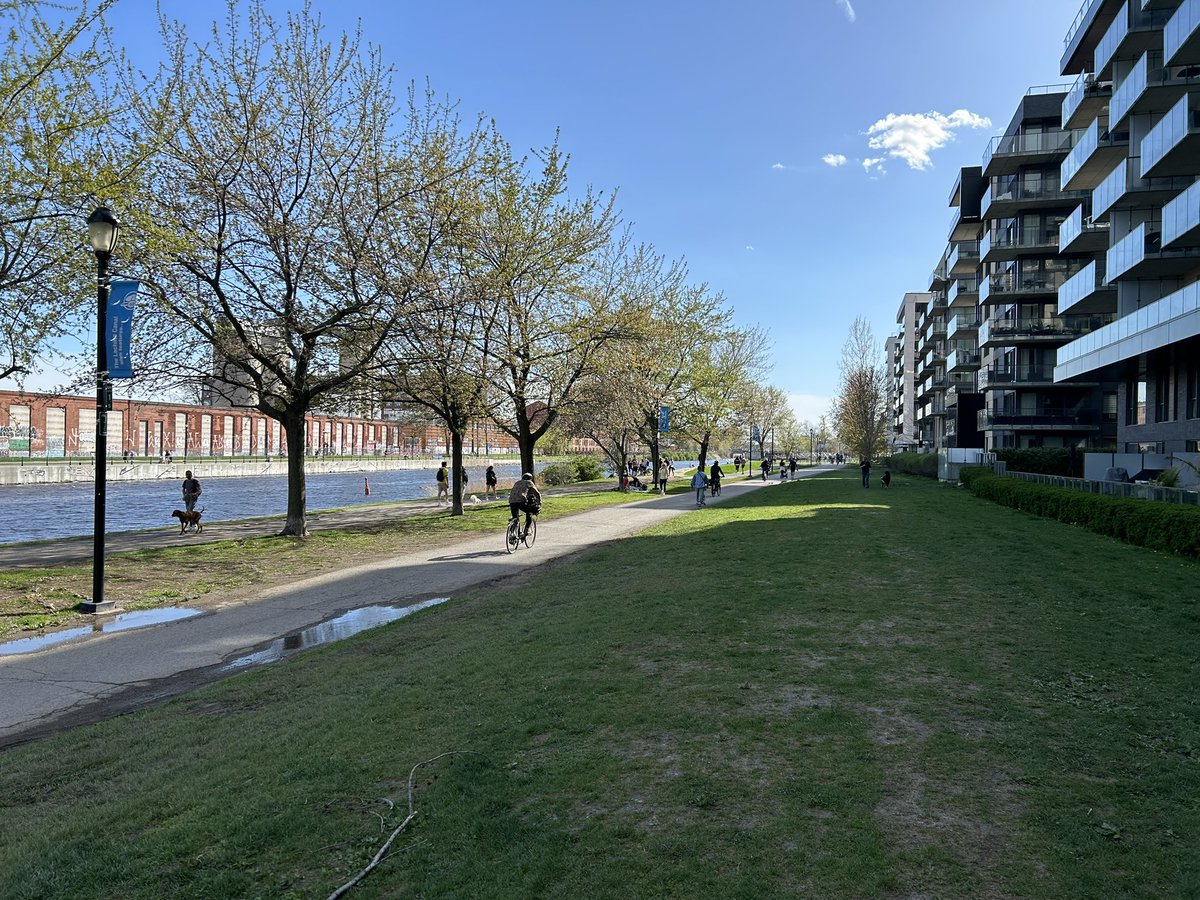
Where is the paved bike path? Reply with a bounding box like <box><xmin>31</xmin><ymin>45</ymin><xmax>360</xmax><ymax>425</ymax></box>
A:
<box><xmin>0</xmin><ymin>473</ymin><xmax>824</xmax><ymax>748</ymax></box>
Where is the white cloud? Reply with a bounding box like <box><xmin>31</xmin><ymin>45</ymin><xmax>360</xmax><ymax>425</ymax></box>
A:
<box><xmin>821</xmin><ymin>153</ymin><xmax>848</xmax><ymax>167</ymax></box>
<box><xmin>745</xmin><ymin>245</ymin><xmax>756</xmax><ymax>251</ymax></box>
<box><xmin>771</xmin><ymin>162</ymin><xmax>787</xmax><ymax>170</ymax></box>
<box><xmin>864</xmin><ymin>109</ymin><xmax>991</xmax><ymax>170</ymax></box>
<box><xmin>836</xmin><ymin>0</ymin><xmax>856</xmax><ymax>23</ymax></box>
<box><xmin>862</xmin><ymin>156</ymin><xmax>886</xmax><ymax>174</ymax></box>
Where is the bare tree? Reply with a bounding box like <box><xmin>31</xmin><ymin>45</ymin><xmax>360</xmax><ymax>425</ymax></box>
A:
<box><xmin>745</xmin><ymin>384</ymin><xmax>794</xmax><ymax>463</ymax></box>
<box><xmin>833</xmin><ymin>316</ymin><xmax>889</xmax><ymax>461</ymax></box>
<box><xmin>123</xmin><ymin>2</ymin><xmax>470</xmax><ymax>535</ymax></box>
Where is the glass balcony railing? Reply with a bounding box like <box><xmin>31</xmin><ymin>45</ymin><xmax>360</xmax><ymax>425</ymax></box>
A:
<box><xmin>1058</xmin><ymin>261</ymin><xmax>1111</xmax><ymax>314</ymax></box>
<box><xmin>1166</xmin><ymin>0</ymin><xmax>1200</xmax><ymax>65</ymax></box>
<box><xmin>1111</xmin><ymin>52</ymin><xmax>1147</xmax><ymax>125</ymax></box>
<box><xmin>1065</xmin><ymin>0</ymin><xmax>1104</xmax><ymax>51</ymax></box>
<box><xmin>948</xmin><ymin>241</ymin><xmax>980</xmax><ymax>270</ymax></box>
<box><xmin>948</xmin><ymin>278</ymin><xmax>979</xmax><ymax>305</ymax></box>
<box><xmin>983</xmin><ymin>129</ymin><xmax>1078</xmax><ymax>171</ymax></box>
<box><xmin>946</xmin><ymin>349</ymin><xmax>981</xmax><ymax>371</ymax></box>
<box><xmin>1163</xmin><ymin>177</ymin><xmax>1200</xmax><ymax>246</ymax></box>
<box><xmin>1141</xmin><ymin>94</ymin><xmax>1200</xmax><ymax>176</ymax></box>
<box><xmin>1061</xmin><ymin>119</ymin><xmax>1129</xmax><ymax>187</ymax></box>
<box><xmin>1092</xmin><ymin>157</ymin><xmax>1194</xmax><ymax>220</ymax></box>
<box><xmin>982</xmin><ymin>230</ymin><xmax>1060</xmax><ymax>259</ymax></box>
<box><xmin>948</xmin><ymin>313</ymin><xmax>980</xmax><ymax>339</ymax></box>
<box><xmin>979</xmin><ymin>313</ymin><xmax>1114</xmax><ymax>345</ymax></box>
<box><xmin>978</xmin><ymin>364</ymin><xmax>1058</xmax><ymax>390</ymax></box>
<box><xmin>1106</xmin><ymin>222</ymin><xmax>1148</xmax><ymax>281</ymax></box>
<box><xmin>1058</xmin><ymin>279</ymin><xmax>1200</xmax><ymax>369</ymax></box>
<box><xmin>979</xmin><ymin>406</ymin><xmax>1101</xmax><ymax>429</ymax></box>
<box><xmin>1095</xmin><ymin>2</ymin><xmax>1173</xmax><ymax>75</ymax></box>
<box><xmin>1063</xmin><ymin>71</ymin><xmax>1100</xmax><ymax>126</ymax></box>
<box><xmin>980</xmin><ymin>269</ymin><xmax>1080</xmax><ymax>303</ymax></box>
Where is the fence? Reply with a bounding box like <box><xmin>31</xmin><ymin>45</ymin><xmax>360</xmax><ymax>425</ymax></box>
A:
<box><xmin>999</xmin><ymin>469</ymin><xmax>1200</xmax><ymax>505</ymax></box>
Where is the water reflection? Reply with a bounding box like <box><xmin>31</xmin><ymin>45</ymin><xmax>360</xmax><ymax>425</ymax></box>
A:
<box><xmin>221</xmin><ymin>597</ymin><xmax>449</xmax><ymax>671</ymax></box>
<box><xmin>0</xmin><ymin>606</ymin><xmax>202</xmax><ymax>656</ymax></box>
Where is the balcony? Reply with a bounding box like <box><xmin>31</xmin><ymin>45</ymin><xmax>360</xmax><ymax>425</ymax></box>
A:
<box><xmin>1091</xmin><ymin>157</ymin><xmax>1195</xmax><ymax>221</ymax></box>
<box><xmin>1141</xmin><ymin>95</ymin><xmax>1200</xmax><ymax>177</ymax></box>
<box><xmin>948</xmin><ymin>203</ymin><xmax>982</xmax><ymax>243</ymax></box>
<box><xmin>1094</xmin><ymin>1</ymin><xmax>1174</xmax><ymax>79</ymax></box>
<box><xmin>1058</xmin><ymin>260</ymin><xmax>1117</xmax><ymax>315</ymax></box>
<box><xmin>979</xmin><ymin>406</ymin><xmax>1101</xmax><ymax>431</ymax></box>
<box><xmin>1113</xmin><ymin>56</ymin><xmax>1200</xmax><ymax>131</ymax></box>
<box><xmin>1163</xmin><ymin>178</ymin><xmax>1200</xmax><ymax>247</ymax></box>
<box><xmin>948</xmin><ymin>277</ymin><xmax>979</xmax><ymax>307</ymax></box>
<box><xmin>1062</xmin><ymin>0</ymin><xmax>1123</xmax><ymax>75</ymax></box>
<box><xmin>946</xmin><ymin>349</ymin><xmax>981</xmax><ymax>373</ymax></box>
<box><xmin>948</xmin><ymin>241</ymin><xmax>980</xmax><ymax>276</ymax></box>
<box><xmin>981</xmin><ymin>179</ymin><xmax>1088</xmax><ymax>220</ymax></box>
<box><xmin>948</xmin><ymin>313</ymin><xmax>980</xmax><ymax>341</ymax></box>
<box><xmin>979</xmin><ymin>313</ymin><xmax>1114</xmax><ymax>348</ymax></box>
<box><xmin>1063</xmin><ymin>71</ymin><xmax>1113</xmax><ymax>128</ymax></box>
<box><xmin>1061</xmin><ymin>119</ymin><xmax>1130</xmax><ymax>190</ymax></box>
<box><xmin>981</xmin><ymin>229</ymin><xmax>1060</xmax><ymax>263</ymax></box>
<box><xmin>1056</xmin><ymin>279</ymin><xmax>1200</xmax><ymax>381</ymax></box>
<box><xmin>1106</xmin><ymin>220</ymin><xmax>1200</xmax><ymax>280</ymax></box>
<box><xmin>978</xmin><ymin>364</ymin><xmax>1060</xmax><ymax>391</ymax></box>
<box><xmin>945</xmin><ymin>381</ymin><xmax>979</xmax><ymax>406</ymax></box>
<box><xmin>983</xmin><ymin>129</ymin><xmax>1078</xmax><ymax>177</ymax></box>
<box><xmin>980</xmin><ymin>269</ymin><xmax>1078</xmax><ymax>305</ymax></box>
<box><xmin>1058</xmin><ymin>204</ymin><xmax>1110</xmax><ymax>253</ymax></box>
<box><xmin>1166</xmin><ymin>0</ymin><xmax>1200</xmax><ymax>65</ymax></box>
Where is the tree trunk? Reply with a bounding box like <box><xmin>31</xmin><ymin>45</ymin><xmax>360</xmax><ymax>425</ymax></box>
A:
<box><xmin>697</xmin><ymin>432</ymin><xmax>710</xmax><ymax>474</ymax></box>
<box><xmin>280</xmin><ymin>412</ymin><xmax>308</xmax><ymax>537</ymax></box>
<box><xmin>450</xmin><ymin>429</ymin><xmax>465</xmax><ymax>517</ymax></box>
<box><xmin>514</xmin><ymin>407</ymin><xmax>536</xmax><ymax>477</ymax></box>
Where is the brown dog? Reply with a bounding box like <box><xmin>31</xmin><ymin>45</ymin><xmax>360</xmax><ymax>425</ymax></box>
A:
<box><xmin>171</xmin><ymin>508</ymin><xmax>204</xmax><ymax>534</ymax></box>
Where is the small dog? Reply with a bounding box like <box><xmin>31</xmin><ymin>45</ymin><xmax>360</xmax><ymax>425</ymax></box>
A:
<box><xmin>171</xmin><ymin>508</ymin><xmax>205</xmax><ymax>534</ymax></box>
<box><xmin>881</xmin><ymin>471</ymin><xmax>892</xmax><ymax>489</ymax></box>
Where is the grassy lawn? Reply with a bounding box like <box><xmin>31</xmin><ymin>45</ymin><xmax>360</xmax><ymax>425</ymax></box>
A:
<box><xmin>1</xmin><ymin>470</ymin><xmax>1198</xmax><ymax>897</ymax></box>
<box><xmin>0</xmin><ymin>487</ymin><xmax>638</xmax><ymax>638</ymax></box>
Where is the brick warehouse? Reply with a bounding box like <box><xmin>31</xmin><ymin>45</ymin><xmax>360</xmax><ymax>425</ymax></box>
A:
<box><xmin>0</xmin><ymin>390</ymin><xmax>519</xmax><ymax>459</ymax></box>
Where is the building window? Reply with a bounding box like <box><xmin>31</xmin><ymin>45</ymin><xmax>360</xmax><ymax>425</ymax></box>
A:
<box><xmin>1102</xmin><ymin>391</ymin><xmax>1118</xmax><ymax>423</ymax></box>
<box><xmin>1127</xmin><ymin>378</ymin><xmax>1147</xmax><ymax>425</ymax></box>
<box><xmin>1155</xmin><ymin>368</ymin><xmax>1173</xmax><ymax>422</ymax></box>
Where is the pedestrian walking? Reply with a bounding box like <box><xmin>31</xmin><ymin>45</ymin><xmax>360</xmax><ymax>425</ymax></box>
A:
<box><xmin>690</xmin><ymin>468</ymin><xmax>708</xmax><ymax>507</ymax></box>
<box><xmin>860</xmin><ymin>458</ymin><xmax>871</xmax><ymax>488</ymax></box>
<box><xmin>485</xmin><ymin>465</ymin><xmax>498</xmax><ymax>499</ymax></box>
<box><xmin>435</xmin><ymin>461</ymin><xmax>449</xmax><ymax>500</ymax></box>
<box><xmin>181</xmin><ymin>470</ymin><xmax>202</xmax><ymax>512</ymax></box>
<box><xmin>789</xmin><ymin>457</ymin><xmax>797</xmax><ymax>478</ymax></box>
<box><xmin>760</xmin><ymin>458</ymin><xmax>769</xmax><ymax>481</ymax></box>
<box><xmin>658</xmin><ymin>459</ymin><xmax>669</xmax><ymax>494</ymax></box>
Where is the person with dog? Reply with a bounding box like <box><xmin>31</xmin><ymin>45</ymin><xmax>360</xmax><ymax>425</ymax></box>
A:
<box><xmin>485</xmin><ymin>465</ymin><xmax>498</xmax><ymax>499</ymax></box>
<box><xmin>508</xmin><ymin>472</ymin><xmax>541</xmax><ymax>537</ymax></box>
<box><xmin>182</xmin><ymin>471</ymin><xmax>202</xmax><ymax>512</ymax></box>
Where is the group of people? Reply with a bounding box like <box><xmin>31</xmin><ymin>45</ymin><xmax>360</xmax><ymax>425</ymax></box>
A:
<box><xmin>433</xmin><ymin>463</ymin><xmax>540</xmax><ymax>531</ymax></box>
<box><xmin>620</xmin><ymin>457</ymin><xmax>672</xmax><ymax>492</ymax></box>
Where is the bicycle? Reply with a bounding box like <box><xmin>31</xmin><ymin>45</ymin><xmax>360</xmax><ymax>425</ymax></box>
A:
<box><xmin>505</xmin><ymin>514</ymin><xmax>537</xmax><ymax>553</ymax></box>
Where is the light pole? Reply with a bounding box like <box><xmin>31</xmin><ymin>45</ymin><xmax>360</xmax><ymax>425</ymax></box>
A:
<box><xmin>81</xmin><ymin>206</ymin><xmax>119</xmax><ymax>614</ymax></box>
<box><xmin>810</xmin><ymin>428</ymin><xmax>815</xmax><ymax>465</ymax></box>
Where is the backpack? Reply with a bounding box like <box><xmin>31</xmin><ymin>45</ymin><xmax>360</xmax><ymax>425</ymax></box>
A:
<box><xmin>436</xmin><ymin>466</ymin><xmax>446</xmax><ymax>482</ymax></box>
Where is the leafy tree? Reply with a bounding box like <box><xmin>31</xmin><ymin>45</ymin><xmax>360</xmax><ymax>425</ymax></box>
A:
<box><xmin>470</xmin><ymin>129</ymin><xmax>620</xmax><ymax>476</ymax></box>
<box><xmin>123</xmin><ymin>1</ymin><xmax>468</xmax><ymax>535</ymax></box>
<box><xmin>0</xmin><ymin>0</ymin><xmax>122</xmax><ymax>384</ymax></box>
<box><xmin>745</xmin><ymin>384</ymin><xmax>795</xmax><ymax>463</ymax></box>
<box><xmin>833</xmin><ymin>316</ymin><xmax>889</xmax><ymax>461</ymax></box>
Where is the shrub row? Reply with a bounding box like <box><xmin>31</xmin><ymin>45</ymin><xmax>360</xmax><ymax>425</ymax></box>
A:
<box><xmin>538</xmin><ymin>455</ymin><xmax>605</xmax><ymax>486</ymax></box>
<box><xmin>886</xmin><ymin>452</ymin><xmax>938</xmax><ymax>478</ymax></box>
<box><xmin>959</xmin><ymin>466</ymin><xmax>1200</xmax><ymax>558</ymax></box>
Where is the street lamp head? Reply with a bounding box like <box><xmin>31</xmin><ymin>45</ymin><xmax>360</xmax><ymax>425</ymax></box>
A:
<box><xmin>86</xmin><ymin>206</ymin><xmax>120</xmax><ymax>257</ymax></box>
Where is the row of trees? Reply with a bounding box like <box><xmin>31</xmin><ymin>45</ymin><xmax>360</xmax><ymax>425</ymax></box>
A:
<box><xmin>1</xmin><ymin>1</ymin><xmax>801</xmax><ymax>534</ymax></box>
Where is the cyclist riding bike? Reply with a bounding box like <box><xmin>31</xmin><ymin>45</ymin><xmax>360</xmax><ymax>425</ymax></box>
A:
<box><xmin>508</xmin><ymin>471</ymin><xmax>542</xmax><ymax>538</ymax></box>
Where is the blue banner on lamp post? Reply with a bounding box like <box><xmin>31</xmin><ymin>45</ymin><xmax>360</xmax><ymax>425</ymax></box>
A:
<box><xmin>106</xmin><ymin>280</ymin><xmax>139</xmax><ymax>379</ymax></box>
<box><xmin>658</xmin><ymin>405</ymin><xmax>669</xmax><ymax>433</ymax></box>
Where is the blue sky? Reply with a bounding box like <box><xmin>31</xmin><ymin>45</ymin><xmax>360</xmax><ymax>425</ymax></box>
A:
<box><xmin>44</xmin><ymin>0</ymin><xmax>1078</xmax><ymax>420</ymax></box>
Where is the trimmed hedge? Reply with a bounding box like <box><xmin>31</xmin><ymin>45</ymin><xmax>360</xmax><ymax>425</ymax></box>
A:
<box><xmin>959</xmin><ymin>466</ymin><xmax>1200</xmax><ymax>558</ymax></box>
<box><xmin>887</xmin><ymin>452</ymin><xmax>938</xmax><ymax>478</ymax></box>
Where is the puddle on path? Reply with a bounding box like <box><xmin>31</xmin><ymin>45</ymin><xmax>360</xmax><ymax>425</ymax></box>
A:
<box><xmin>221</xmin><ymin>597</ymin><xmax>450</xmax><ymax>672</ymax></box>
<box><xmin>0</xmin><ymin>607</ymin><xmax>202</xmax><ymax>656</ymax></box>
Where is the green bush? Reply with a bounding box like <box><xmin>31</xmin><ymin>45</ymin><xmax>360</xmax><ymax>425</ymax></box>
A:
<box><xmin>538</xmin><ymin>462</ymin><xmax>573</xmax><ymax>486</ymax></box>
<box><xmin>960</xmin><ymin>468</ymin><xmax>1200</xmax><ymax>558</ymax></box>
<box><xmin>568</xmin><ymin>455</ymin><xmax>605</xmax><ymax>482</ymax></box>
<box><xmin>995</xmin><ymin>447</ymin><xmax>1079</xmax><ymax>477</ymax></box>
<box><xmin>887</xmin><ymin>452</ymin><xmax>938</xmax><ymax>478</ymax></box>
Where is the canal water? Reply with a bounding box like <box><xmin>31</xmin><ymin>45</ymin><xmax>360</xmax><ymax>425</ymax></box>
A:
<box><xmin>0</xmin><ymin>462</ymin><xmax>536</xmax><ymax>545</ymax></box>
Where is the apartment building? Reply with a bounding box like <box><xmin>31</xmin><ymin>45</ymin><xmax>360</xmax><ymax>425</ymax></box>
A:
<box><xmin>976</xmin><ymin>86</ymin><xmax>1120</xmax><ymax>451</ymax></box>
<box><xmin>1054</xmin><ymin>0</ymin><xmax>1200</xmax><ymax>453</ymax></box>
<box><xmin>889</xmin><ymin>291</ymin><xmax>933</xmax><ymax>449</ymax></box>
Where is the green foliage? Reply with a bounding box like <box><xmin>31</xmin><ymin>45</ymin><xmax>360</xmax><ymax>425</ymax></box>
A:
<box><xmin>568</xmin><ymin>454</ymin><xmax>604</xmax><ymax>482</ymax></box>
<box><xmin>887</xmin><ymin>451</ymin><xmax>938</xmax><ymax>478</ymax></box>
<box><xmin>1156</xmin><ymin>467</ymin><xmax>1181</xmax><ymax>487</ymax></box>
<box><xmin>960</xmin><ymin>468</ymin><xmax>1200</xmax><ymax>558</ymax></box>
<box><xmin>537</xmin><ymin>462</ymin><xmax>572</xmax><ymax>485</ymax></box>
<box><xmin>995</xmin><ymin>447</ymin><xmax>1079</xmax><ymax>477</ymax></box>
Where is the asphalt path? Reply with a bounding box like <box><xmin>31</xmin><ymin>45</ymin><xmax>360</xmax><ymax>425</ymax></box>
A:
<box><xmin>0</xmin><ymin>470</ymin><xmax>828</xmax><ymax>749</ymax></box>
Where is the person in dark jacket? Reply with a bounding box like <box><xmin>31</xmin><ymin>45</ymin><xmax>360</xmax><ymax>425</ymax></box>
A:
<box><xmin>860</xmin><ymin>458</ymin><xmax>871</xmax><ymax>488</ymax></box>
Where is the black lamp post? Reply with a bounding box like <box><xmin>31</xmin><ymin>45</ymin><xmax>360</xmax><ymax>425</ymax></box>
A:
<box><xmin>81</xmin><ymin>206</ymin><xmax>120</xmax><ymax>614</ymax></box>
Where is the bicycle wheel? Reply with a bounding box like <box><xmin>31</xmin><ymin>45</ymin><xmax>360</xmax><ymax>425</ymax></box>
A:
<box><xmin>522</xmin><ymin>517</ymin><xmax>537</xmax><ymax>548</ymax></box>
<box><xmin>505</xmin><ymin>519</ymin><xmax>521</xmax><ymax>554</ymax></box>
